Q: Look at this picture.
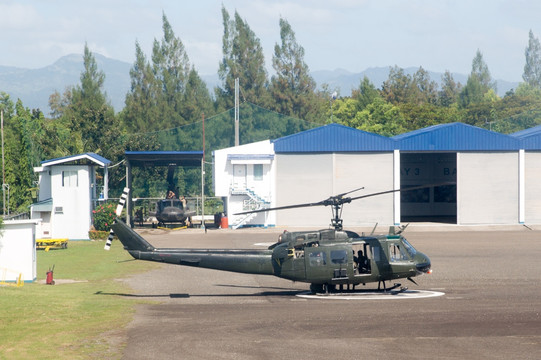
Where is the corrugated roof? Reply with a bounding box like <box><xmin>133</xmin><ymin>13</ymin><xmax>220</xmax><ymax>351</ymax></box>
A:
<box><xmin>41</xmin><ymin>153</ymin><xmax>111</xmax><ymax>167</ymax></box>
<box><xmin>512</xmin><ymin>125</ymin><xmax>541</xmax><ymax>150</ymax></box>
<box><xmin>272</xmin><ymin>123</ymin><xmax>396</xmax><ymax>153</ymax></box>
<box><xmin>393</xmin><ymin>122</ymin><xmax>520</xmax><ymax>151</ymax></box>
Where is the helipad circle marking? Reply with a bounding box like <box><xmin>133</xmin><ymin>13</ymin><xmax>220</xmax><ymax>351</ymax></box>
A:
<box><xmin>295</xmin><ymin>290</ymin><xmax>445</xmax><ymax>300</ymax></box>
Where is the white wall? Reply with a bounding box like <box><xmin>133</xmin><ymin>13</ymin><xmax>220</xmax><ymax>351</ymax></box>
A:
<box><xmin>275</xmin><ymin>152</ymin><xmax>395</xmax><ymax>227</ymax></box>
<box><xmin>0</xmin><ymin>220</ymin><xmax>39</xmax><ymax>282</ymax></box>
<box><xmin>213</xmin><ymin>140</ymin><xmax>276</xmax><ymax>226</ymax></box>
<box><xmin>524</xmin><ymin>152</ymin><xmax>541</xmax><ymax>223</ymax></box>
<box><xmin>50</xmin><ymin>165</ymin><xmax>93</xmax><ymax>239</ymax></box>
<box><xmin>458</xmin><ymin>152</ymin><xmax>519</xmax><ymax>224</ymax></box>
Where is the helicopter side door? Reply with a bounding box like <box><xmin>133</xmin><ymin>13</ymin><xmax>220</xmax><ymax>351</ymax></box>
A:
<box><xmin>304</xmin><ymin>245</ymin><xmax>330</xmax><ymax>284</ymax></box>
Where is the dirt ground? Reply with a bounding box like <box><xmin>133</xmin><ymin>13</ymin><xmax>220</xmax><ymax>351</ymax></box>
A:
<box><xmin>115</xmin><ymin>225</ymin><xmax>541</xmax><ymax>359</ymax></box>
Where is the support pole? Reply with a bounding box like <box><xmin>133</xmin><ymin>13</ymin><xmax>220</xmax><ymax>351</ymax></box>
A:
<box><xmin>201</xmin><ymin>113</ymin><xmax>205</xmax><ymax>230</ymax></box>
<box><xmin>235</xmin><ymin>78</ymin><xmax>239</xmax><ymax>147</ymax></box>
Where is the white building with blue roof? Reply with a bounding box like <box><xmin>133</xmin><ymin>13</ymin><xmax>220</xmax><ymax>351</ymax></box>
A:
<box><xmin>215</xmin><ymin>122</ymin><xmax>541</xmax><ymax>228</ymax></box>
<box><xmin>31</xmin><ymin>153</ymin><xmax>111</xmax><ymax>240</ymax></box>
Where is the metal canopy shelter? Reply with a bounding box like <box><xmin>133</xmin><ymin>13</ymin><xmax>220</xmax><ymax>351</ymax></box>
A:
<box><xmin>124</xmin><ymin>151</ymin><xmax>205</xmax><ymax>227</ymax></box>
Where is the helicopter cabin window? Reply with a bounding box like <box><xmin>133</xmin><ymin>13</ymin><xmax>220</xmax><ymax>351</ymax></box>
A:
<box><xmin>308</xmin><ymin>251</ymin><xmax>326</xmax><ymax>266</ymax></box>
<box><xmin>330</xmin><ymin>250</ymin><xmax>348</xmax><ymax>265</ymax></box>
<box><xmin>389</xmin><ymin>244</ymin><xmax>408</xmax><ymax>262</ymax></box>
<box><xmin>253</xmin><ymin>164</ymin><xmax>263</xmax><ymax>181</ymax></box>
<box><xmin>62</xmin><ymin>170</ymin><xmax>78</xmax><ymax>187</ymax></box>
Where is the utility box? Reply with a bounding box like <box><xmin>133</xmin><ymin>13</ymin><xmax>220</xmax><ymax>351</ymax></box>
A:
<box><xmin>0</xmin><ymin>219</ymin><xmax>40</xmax><ymax>283</ymax></box>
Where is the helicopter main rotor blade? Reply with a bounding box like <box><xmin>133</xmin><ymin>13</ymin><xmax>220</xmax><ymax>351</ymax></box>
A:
<box><xmin>233</xmin><ymin>182</ymin><xmax>455</xmax><ymax>216</ymax></box>
<box><xmin>234</xmin><ymin>199</ymin><xmax>328</xmax><ymax>215</ymax></box>
<box><xmin>347</xmin><ymin>182</ymin><xmax>455</xmax><ymax>202</ymax></box>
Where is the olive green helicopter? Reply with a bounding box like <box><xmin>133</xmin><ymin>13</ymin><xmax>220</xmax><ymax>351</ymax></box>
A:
<box><xmin>107</xmin><ymin>185</ymin><xmax>437</xmax><ymax>294</ymax></box>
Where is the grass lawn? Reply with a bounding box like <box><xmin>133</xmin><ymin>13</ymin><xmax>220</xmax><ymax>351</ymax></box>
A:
<box><xmin>0</xmin><ymin>240</ymin><xmax>159</xmax><ymax>360</ymax></box>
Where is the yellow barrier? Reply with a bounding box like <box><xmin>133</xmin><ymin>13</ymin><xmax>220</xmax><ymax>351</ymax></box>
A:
<box><xmin>36</xmin><ymin>238</ymin><xmax>68</xmax><ymax>251</ymax></box>
<box><xmin>0</xmin><ymin>268</ymin><xmax>24</xmax><ymax>287</ymax></box>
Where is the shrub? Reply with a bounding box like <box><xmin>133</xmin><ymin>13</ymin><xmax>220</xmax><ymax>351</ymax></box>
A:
<box><xmin>92</xmin><ymin>202</ymin><xmax>116</xmax><ymax>231</ymax></box>
<box><xmin>88</xmin><ymin>230</ymin><xmax>110</xmax><ymax>240</ymax></box>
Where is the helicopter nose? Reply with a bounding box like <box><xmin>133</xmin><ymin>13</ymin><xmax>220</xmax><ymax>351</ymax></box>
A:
<box><xmin>415</xmin><ymin>254</ymin><xmax>432</xmax><ymax>275</ymax></box>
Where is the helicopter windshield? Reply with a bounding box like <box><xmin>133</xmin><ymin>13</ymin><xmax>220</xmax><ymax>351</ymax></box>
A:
<box><xmin>401</xmin><ymin>238</ymin><xmax>417</xmax><ymax>258</ymax></box>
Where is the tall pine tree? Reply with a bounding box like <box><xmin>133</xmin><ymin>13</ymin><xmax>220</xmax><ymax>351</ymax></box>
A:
<box><xmin>217</xmin><ymin>6</ymin><xmax>269</xmax><ymax>110</ymax></box>
<box><xmin>523</xmin><ymin>29</ymin><xmax>541</xmax><ymax>89</ymax></box>
<box><xmin>269</xmin><ymin>17</ymin><xmax>320</xmax><ymax>126</ymax></box>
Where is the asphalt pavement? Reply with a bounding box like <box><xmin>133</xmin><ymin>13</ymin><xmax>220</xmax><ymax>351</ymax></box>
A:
<box><xmin>116</xmin><ymin>225</ymin><xmax>541</xmax><ymax>359</ymax></box>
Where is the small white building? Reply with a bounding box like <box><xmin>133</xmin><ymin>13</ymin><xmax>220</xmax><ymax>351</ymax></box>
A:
<box><xmin>30</xmin><ymin>153</ymin><xmax>111</xmax><ymax>240</ymax></box>
<box><xmin>213</xmin><ymin>140</ymin><xmax>275</xmax><ymax>228</ymax></box>
<box><xmin>0</xmin><ymin>219</ymin><xmax>40</xmax><ymax>283</ymax></box>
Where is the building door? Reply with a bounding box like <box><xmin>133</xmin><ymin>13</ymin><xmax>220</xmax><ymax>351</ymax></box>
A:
<box><xmin>233</xmin><ymin>164</ymin><xmax>247</xmax><ymax>189</ymax></box>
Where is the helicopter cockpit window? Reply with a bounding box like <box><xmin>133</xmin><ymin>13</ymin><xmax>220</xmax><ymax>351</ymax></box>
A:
<box><xmin>401</xmin><ymin>238</ymin><xmax>417</xmax><ymax>258</ymax></box>
<box><xmin>389</xmin><ymin>244</ymin><xmax>408</xmax><ymax>262</ymax></box>
<box><xmin>330</xmin><ymin>250</ymin><xmax>348</xmax><ymax>265</ymax></box>
<box><xmin>308</xmin><ymin>251</ymin><xmax>326</xmax><ymax>266</ymax></box>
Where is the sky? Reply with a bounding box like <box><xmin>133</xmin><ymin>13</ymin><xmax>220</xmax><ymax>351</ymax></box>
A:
<box><xmin>1</xmin><ymin>0</ymin><xmax>541</xmax><ymax>82</ymax></box>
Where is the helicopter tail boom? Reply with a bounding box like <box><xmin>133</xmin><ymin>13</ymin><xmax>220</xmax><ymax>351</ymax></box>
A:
<box><xmin>111</xmin><ymin>219</ymin><xmax>156</xmax><ymax>253</ymax></box>
<box><xmin>111</xmin><ymin>219</ymin><xmax>275</xmax><ymax>275</ymax></box>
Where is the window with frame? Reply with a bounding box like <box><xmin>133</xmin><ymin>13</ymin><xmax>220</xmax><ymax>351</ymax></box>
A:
<box><xmin>62</xmin><ymin>170</ymin><xmax>78</xmax><ymax>187</ymax></box>
<box><xmin>253</xmin><ymin>164</ymin><xmax>263</xmax><ymax>181</ymax></box>
<box><xmin>308</xmin><ymin>251</ymin><xmax>326</xmax><ymax>266</ymax></box>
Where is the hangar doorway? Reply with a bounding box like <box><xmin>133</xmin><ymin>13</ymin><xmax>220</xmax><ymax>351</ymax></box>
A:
<box><xmin>400</xmin><ymin>153</ymin><xmax>457</xmax><ymax>223</ymax></box>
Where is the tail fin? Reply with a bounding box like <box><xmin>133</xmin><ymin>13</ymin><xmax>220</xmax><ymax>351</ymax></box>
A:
<box><xmin>104</xmin><ymin>187</ymin><xmax>130</xmax><ymax>250</ymax></box>
<box><xmin>111</xmin><ymin>219</ymin><xmax>155</xmax><ymax>252</ymax></box>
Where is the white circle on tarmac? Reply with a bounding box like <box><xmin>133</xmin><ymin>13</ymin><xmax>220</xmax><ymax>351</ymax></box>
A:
<box><xmin>296</xmin><ymin>290</ymin><xmax>445</xmax><ymax>300</ymax></box>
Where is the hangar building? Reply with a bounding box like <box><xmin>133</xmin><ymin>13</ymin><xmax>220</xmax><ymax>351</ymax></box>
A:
<box><xmin>213</xmin><ymin>122</ymin><xmax>541</xmax><ymax>228</ymax></box>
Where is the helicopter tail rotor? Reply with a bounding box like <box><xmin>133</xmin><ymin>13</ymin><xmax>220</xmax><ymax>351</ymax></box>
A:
<box><xmin>104</xmin><ymin>187</ymin><xmax>129</xmax><ymax>251</ymax></box>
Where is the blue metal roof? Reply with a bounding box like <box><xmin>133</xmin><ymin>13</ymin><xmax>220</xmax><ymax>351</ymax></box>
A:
<box><xmin>512</xmin><ymin>125</ymin><xmax>541</xmax><ymax>150</ymax></box>
<box><xmin>272</xmin><ymin>123</ymin><xmax>396</xmax><ymax>153</ymax></box>
<box><xmin>393</xmin><ymin>122</ymin><xmax>521</xmax><ymax>151</ymax></box>
<box><xmin>41</xmin><ymin>152</ymin><xmax>111</xmax><ymax>167</ymax></box>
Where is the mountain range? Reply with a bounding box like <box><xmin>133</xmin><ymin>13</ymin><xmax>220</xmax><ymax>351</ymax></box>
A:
<box><xmin>0</xmin><ymin>54</ymin><xmax>519</xmax><ymax>115</ymax></box>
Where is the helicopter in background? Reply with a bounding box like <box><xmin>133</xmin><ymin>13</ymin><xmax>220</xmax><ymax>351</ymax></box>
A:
<box><xmin>107</xmin><ymin>184</ymin><xmax>442</xmax><ymax>294</ymax></box>
<box><xmin>149</xmin><ymin>166</ymin><xmax>195</xmax><ymax>227</ymax></box>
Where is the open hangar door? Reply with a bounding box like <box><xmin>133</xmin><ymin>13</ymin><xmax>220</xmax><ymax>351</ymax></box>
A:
<box><xmin>400</xmin><ymin>153</ymin><xmax>457</xmax><ymax>223</ymax></box>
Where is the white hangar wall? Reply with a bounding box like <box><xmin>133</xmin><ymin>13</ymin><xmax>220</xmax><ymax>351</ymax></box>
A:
<box><xmin>524</xmin><ymin>152</ymin><xmax>541</xmax><ymax>223</ymax></box>
<box><xmin>457</xmin><ymin>152</ymin><xmax>519</xmax><ymax>224</ymax></box>
<box><xmin>275</xmin><ymin>152</ymin><xmax>395</xmax><ymax>227</ymax></box>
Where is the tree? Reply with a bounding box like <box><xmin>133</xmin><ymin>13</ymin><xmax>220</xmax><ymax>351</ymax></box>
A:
<box><xmin>459</xmin><ymin>49</ymin><xmax>497</xmax><ymax>107</ymax></box>
<box><xmin>351</xmin><ymin>76</ymin><xmax>380</xmax><ymax>110</ymax></box>
<box><xmin>269</xmin><ymin>17</ymin><xmax>321</xmax><ymax>126</ymax></box>
<box><xmin>523</xmin><ymin>29</ymin><xmax>541</xmax><ymax>89</ymax></box>
<box><xmin>151</xmin><ymin>13</ymin><xmax>191</xmax><ymax>128</ymax></box>
<box><xmin>381</xmin><ymin>66</ymin><xmax>437</xmax><ymax>105</ymax></box>
<box><xmin>439</xmin><ymin>71</ymin><xmax>461</xmax><ymax>107</ymax></box>
<box><xmin>381</xmin><ymin>66</ymin><xmax>414</xmax><ymax>104</ymax></box>
<box><xmin>217</xmin><ymin>7</ymin><xmax>269</xmax><ymax>110</ymax></box>
<box><xmin>122</xmin><ymin>41</ymin><xmax>161</xmax><ymax>133</ymax></box>
<box><xmin>413</xmin><ymin>67</ymin><xmax>438</xmax><ymax>105</ymax></box>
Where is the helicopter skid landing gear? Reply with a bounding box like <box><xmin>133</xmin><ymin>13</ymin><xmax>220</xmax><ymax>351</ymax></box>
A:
<box><xmin>310</xmin><ymin>283</ymin><xmax>336</xmax><ymax>294</ymax></box>
<box><xmin>378</xmin><ymin>281</ymin><xmax>403</xmax><ymax>292</ymax></box>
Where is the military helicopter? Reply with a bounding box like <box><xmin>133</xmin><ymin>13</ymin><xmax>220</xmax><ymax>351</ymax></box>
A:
<box><xmin>150</xmin><ymin>167</ymin><xmax>195</xmax><ymax>227</ymax></box>
<box><xmin>107</xmin><ymin>184</ymin><xmax>440</xmax><ymax>294</ymax></box>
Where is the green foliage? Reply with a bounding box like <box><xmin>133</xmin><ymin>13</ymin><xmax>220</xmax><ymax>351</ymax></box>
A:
<box><xmin>460</xmin><ymin>49</ymin><xmax>497</xmax><ymax>108</ymax></box>
<box><xmin>92</xmin><ymin>202</ymin><xmax>116</xmax><ymax>231</ymax></box>
<box><xmin>5</xmin><ymin>11</ymin><xmax>541</xmax><ymax>214</ymax></box>
<box><xmin>269</xmin><ymin>17</ymin><xmax>324</xmax><ymax>124</ymax></box>
<box><xmin>523</xmin><ymin>30</ymin><xmax>541</xmax><ymax>88</ymax></box>
<box><xmin>217</xmin><ymin>6</ymin><xmax>269</xmax><ymax>110</ymax></box>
